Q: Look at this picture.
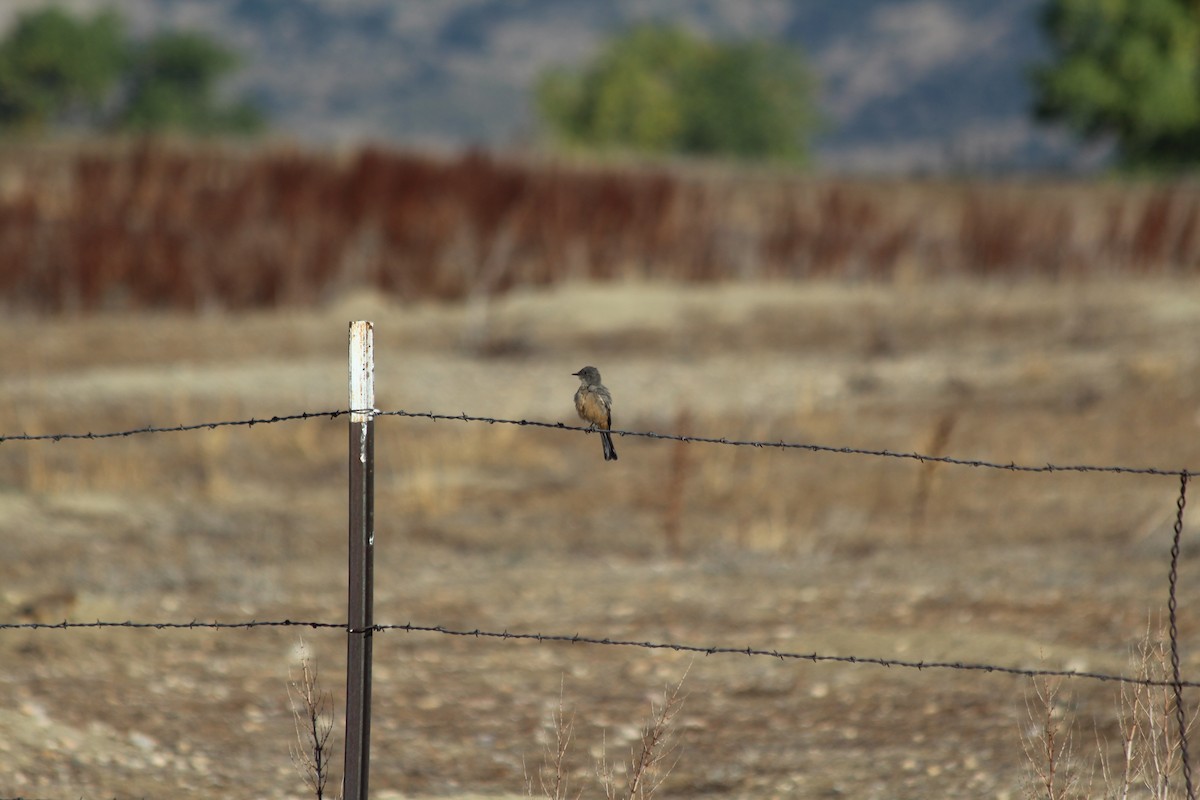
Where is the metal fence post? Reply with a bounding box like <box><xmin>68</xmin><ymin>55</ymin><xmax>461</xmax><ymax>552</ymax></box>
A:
<box><xmin>345</xmin><ymin>321</ymin><xmax>375</xmax><ymax>800</ymax></box>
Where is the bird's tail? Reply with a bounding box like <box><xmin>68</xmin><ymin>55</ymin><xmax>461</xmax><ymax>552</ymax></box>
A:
<box><xmin>601</xmin><ymin>431</ymin><xmax>618</xmax><ymax>462</ymax></box>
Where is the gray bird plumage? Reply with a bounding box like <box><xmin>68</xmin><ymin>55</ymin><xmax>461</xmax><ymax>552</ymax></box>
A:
<box><xmin>572</xmin><ymin>366</ymin><xmax>617</xmax><ymax>461</ymax></box>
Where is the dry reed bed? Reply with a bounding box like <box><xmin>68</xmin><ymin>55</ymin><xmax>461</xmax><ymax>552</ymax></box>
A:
<box><xmin>0</xmin><ymin>141</ymin><xmax>1198</xmax><ymax>313</ymax></box>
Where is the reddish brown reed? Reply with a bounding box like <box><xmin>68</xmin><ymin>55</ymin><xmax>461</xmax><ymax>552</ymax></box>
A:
<box><xmin>0</xmin><ymin>142</ymin><xmax>1197</xmax><ymax>314</ymax></box>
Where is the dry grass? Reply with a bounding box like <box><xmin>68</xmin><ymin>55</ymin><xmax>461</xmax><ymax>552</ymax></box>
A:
<box><xmin>527</xmin><ymin>670</ymin><xmax>687</xmax><ymax>800</ymax></box>
<box><xmin>597</xmin><ymin>673</ymin><xmax>686</xmax><ymax>800</ymax></box>
<box><xmin>289</xmin><ymin>638</ymin><xmax>337</xmax><ymax>800</ymax></box>
<box><xmin>1022</xmin><ymin>621</ymin><xmax>1200</xmax><ymax>800</ymax></box>
<box><xmin>527</xmin><ymin>681</ymin><xmax>578</xmax><ymax>800</ymax></box>
<box><xmin>1022</xmin><ymin>677</ymin><xmax>1089</xmax><ymax>800</ymax></box>
<box><xmin>1</xmin><ymin>143</ymin><xmax>1199</xmax><ymax>313</ymax></box>
<box><xmin>1103</xmin><ymin>626</ymin><xmax>1197</xmax><ymax>800</ymax></box>
<box><xmin>2</xmin><ymin>277</ymin><xmax>1200</xmax><ymax>797</ymax></box>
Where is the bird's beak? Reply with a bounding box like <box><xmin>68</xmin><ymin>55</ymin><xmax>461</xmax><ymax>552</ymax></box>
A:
<box><xmin>571</xmin><ymin>371</ymin><xmax>581</xmax><ymax>377</ymax></box>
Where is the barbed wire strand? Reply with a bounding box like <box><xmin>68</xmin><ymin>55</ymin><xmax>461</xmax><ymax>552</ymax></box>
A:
<box><xmin>1169</xmin><ymin>471</ymin><xmax>1195</xmax><ymax>800</ymax></box>
<box><xmin>0</xmin><ymin>409</ymin><xmax>350</xmax><ymax>442</ymax></box>
<box><xmin>1</xmin><ymin>407</ymin><xmax>1194</xmax><ymax>477</ymax></box>
<box><xmin>382</xmin><ymin>409</ymin><xmax>1194</xmax><ymax>476</ymax></box>
<box><xmin>2</xmin><ymin>618</ymin><xmax>1196</xmax><ymax>690</ymax></box>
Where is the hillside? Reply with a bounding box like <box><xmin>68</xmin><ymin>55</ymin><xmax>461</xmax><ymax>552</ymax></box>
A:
<box><xmin>0</xmin><ymin>0</ymin><xmax>1083</xmax><ymax>173</ymax></box>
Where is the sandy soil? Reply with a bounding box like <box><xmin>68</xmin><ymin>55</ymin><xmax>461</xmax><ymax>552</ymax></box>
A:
<box><xmin>2</xmin><ymin>278</ymin><xmax>1200</xmax><ymax>799</ymax></box>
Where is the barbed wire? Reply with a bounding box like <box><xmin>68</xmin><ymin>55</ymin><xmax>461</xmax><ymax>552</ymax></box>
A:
<box><xmin>0</xmin><ymin>406</ymin><xmax>1193</xmax><ymax>477</ymax></box>
<box><xmin>0</xmin><ymin>409</ymin><xmax>349</xmax><ymax>442</ymax></box>
<box><xmin>385</xmin><ymin>409</ymin><xmax>1194</xmax><ymax>476</ymax></box>
<box><xmin>1169</xmin><ymin>471</ymin><xmax>1195</xmax><ymax>799</ymax></box>
<box><xmin>1</xmin><ymin>617</ymin><xmax>1192</xmax><ymax>690</ymax></box>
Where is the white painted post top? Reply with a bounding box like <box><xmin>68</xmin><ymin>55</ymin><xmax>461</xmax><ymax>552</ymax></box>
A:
<box><xmin>349</xmin><ymin>321</ymin><xmax>375</xmax><ymax>421</ymax></box>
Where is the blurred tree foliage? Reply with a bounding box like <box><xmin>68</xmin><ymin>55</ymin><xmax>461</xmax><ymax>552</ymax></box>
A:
<box><xmin>1031</xmin><ymin>0</ymin><xmax>1200</xmax><ymax>169</ymax></box>
<box><xmin>0</xmin><ymin>6</ymin><xmax>263</xmax><ymax>136</ymax></box>
<box><xmin>0</xmin><ymin>7</ymin><xmax>125</xmax><ymax>131</ymax></box>
<box><xmin>121</xmin><ymin>32</ymin><xmax>263</xmax><ymax>134</ymax></box>
<box><xmin>535</xmin><ymin>25</ymin><xmax>817</xmax><ymax>162</ymax></box>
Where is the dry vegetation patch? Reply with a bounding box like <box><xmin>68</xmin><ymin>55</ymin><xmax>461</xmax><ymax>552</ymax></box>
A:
<box><xmin>1</xmin><ymin>143</ymin><xmax>1199</xmax><ymax>314</ymax></box>
<box><xmin>1</xmin><ymin>277</ymin><xmax>1199</xmax><ymax>797</ymax></box>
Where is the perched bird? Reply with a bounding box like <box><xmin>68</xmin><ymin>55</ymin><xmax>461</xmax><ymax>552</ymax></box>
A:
<box><xmin>572</xmin><ymin>366</ymin><xmax>617</xmax><ymax>461</ymax></box>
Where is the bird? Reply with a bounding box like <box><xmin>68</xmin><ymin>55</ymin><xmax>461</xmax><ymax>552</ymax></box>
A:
<box><xmin>572</xmin><ymin>366</ymin><xmax>617</xmax><ymax>461</ymax></box>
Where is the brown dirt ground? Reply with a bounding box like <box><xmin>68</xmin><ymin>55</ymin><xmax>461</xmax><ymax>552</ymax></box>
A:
<box><xmin>2</xmin><ymin>278</ymin><xmax>1200</xmax><ymax>799</ymax></box>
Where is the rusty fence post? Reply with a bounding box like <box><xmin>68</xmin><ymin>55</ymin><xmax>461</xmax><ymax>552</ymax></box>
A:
<box><xmin>344</xmin><ymin>321</ymin><xmax>375</xmax><ymax>800</ymax></box>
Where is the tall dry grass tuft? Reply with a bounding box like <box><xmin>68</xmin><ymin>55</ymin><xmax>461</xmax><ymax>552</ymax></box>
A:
<box><xmin>1022</xmin><ymin>620</ymin><xmax>1198</xmax><ymax>800</ymax></box>
<box><xmin>528</xmin><ymin>670</ymin><xmax>688</xmax><ymax>800</ymax></box>
<box><xmin>1022</xmin><ymin>676</ymin><xmax>1089</xmax><ymax>800</ymax></box>
<box><xmin>1100</xmin><ymin>624</ymin><xmax>1197</xmax><ymax>800</ymax></box>
<box><xmin>527</xmin><ymin>680</ymin><xmax>580</xmax><ymax>800</ymax></box>
<box><xmin>288</xmin><ymin>638</ymin><xmax>337</xmax><ymax>800</ymax></box>
<box><xmin>597</xmin><ymin>670</ymin><xmax>687</xmax><ymax>800</ymax></box>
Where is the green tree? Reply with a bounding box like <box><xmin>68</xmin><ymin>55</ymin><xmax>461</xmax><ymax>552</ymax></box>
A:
<box><xmin>1031</xmin><ymin>0</ymin><xmax>1200</xmax><ymax>169</ymax></box>
<box><xmin>119</xmin><ymin>31</ymin><xmax>264</xmax><ymax>134</ymax></box>
<box><xmin>535</xmin><ymin>25</ymin><xmax>817</xmax><ymax>162</ymax></box>
<box><xmin>0</xmin><ymin>6</ymin><xmax>263</xmax><ymax>137</ymax></box>
<box><xmin>0</xmin><ymin>7</ymin><xmax>125</xmax><ymax>131</ymax></box>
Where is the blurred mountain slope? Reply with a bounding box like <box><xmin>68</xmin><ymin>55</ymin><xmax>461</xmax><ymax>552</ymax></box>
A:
<box><xmin>0</xmin><ymin>0</ymin><xmax>1083</xmax><ymax>172</ymax></box>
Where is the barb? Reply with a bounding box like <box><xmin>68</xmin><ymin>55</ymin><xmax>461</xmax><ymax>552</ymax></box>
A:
<box><xmin>1168</xmin><ymin>471</ymin><xmax>1195</xmax><ymax>800</ymax></box>
<box><xmin>382</xmin><ymin>409</ymin><xmax>1193</xmax><ymax>477</ymax></box>
<box><xmin>4</xmin><ymin>618</ymin><xmax>1198</xmax><ymax>690</ymax></box>
<box><xmin>0</xmin><ymin>410</ymin><xmax>350</xmax><ymax>443</ymax></box>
